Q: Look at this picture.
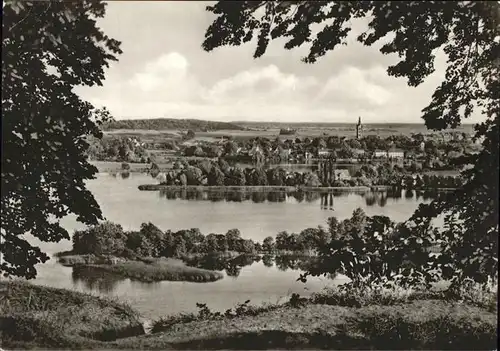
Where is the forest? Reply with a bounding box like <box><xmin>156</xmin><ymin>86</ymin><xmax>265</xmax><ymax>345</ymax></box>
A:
<box><xmin>102</xmin><ymin>118</ymin><xmax>244</xmax><ymax>131</ymax></box>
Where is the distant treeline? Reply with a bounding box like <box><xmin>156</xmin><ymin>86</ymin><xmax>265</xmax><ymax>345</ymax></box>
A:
<box><xmin>102</xmin><ymin>118</ymin><xmax>244</xmax><ymax>131</ymax></box>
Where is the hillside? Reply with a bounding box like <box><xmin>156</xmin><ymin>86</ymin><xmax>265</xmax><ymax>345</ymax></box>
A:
<box><xmin>234</xmin><ymin>121</ymin><xmax>476</xmax><ymax>135</ymax></box>
<box><xmin>103</xmin><ymin>118</ymin><xmax>244</xmax><ymax>131</ymax></box>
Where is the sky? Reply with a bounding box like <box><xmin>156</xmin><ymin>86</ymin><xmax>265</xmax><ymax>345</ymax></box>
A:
<box><xmin>75</xmin><ymin>1</ymin><xmax>484</xmax><ymax>124</ymax></box>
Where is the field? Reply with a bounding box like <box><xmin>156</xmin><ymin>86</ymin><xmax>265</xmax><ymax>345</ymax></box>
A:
<box><xmin>235</xmin><ymin>122</ymin><xmax>476</xmax><ymax>136</ymax></box>
<box><xmin>103</xmin><ymin>122</ymin><xmax>477</xmax><ymax>146</ymax></box>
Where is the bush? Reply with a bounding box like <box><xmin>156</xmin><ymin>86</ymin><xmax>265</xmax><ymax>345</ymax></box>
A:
<box><xmin>73</xmin><ymin>222</ymin><xmax>127</xmax><ymax>256</ymax></box>
<box><xmin>121</xmin><ymin>162</ymin><xmax>130</xmax><ymax>170</ymax></box>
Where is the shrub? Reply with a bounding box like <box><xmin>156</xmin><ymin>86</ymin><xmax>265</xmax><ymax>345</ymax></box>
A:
<box><xmin>73</xmin><ymin>222</ymin><xmax>127</xmax><ymax>256</ymax></box>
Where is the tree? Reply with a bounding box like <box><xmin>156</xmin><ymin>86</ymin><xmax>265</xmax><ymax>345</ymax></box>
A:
<box><xmin>238</xmin><ymin>239</ymin><xmax>256</xmax><ymax>254</ymax></box>
<box><xmin>304</xmin><ymin>172</ymin><xmax>321</xmax><ymax>187</ymax></box>
<box><xmin>224</xmin><ymin>140</ymin><xmax>239</xmax><ymax>156</ymax></box>
<box><xmin>226</xmin><ymin>167</ymin><xmax>246</xmax><ymax>186</ymax></box>
<box><xmin>205</xmin><ymin>144</ymin><xmax>222</xmax><ymax>158</ymax></box>
<box><xmin>252</xmin><ymin>167</ymin><xmax>268</xmax><ymax>186</ymax></box>
<box><xmin>337</xmin><ymin>143</ymin><xmax>354</xmax><ymax>159</ymax></box>
<box><xmin>225</xmin><ymin>228</ymin><xmax>242</xmax><ymax>251</ymax></box>
<box><xmin>139</xmin><ymin>222</ymin><xmax>165</xmax><ymax>257</ymax></box>
<box><xmin>195</xmin><ymin>159</ymin><xmax>213</xmax><ymax>176</ymax></box>
<box><xmin>218</xmin><ymin>158</ymin><xmax>231</xmax><ymax>175</ymax></box>
<box><xmin>1</xmin><ymin>1</ymin><xmax>121</xmax><ymax>278</ymax></box>
<box><xmin>207</xmin><ymin>165</ymin><xmax>225</xmax><ymax>186</ymax></box>
<box><xmin>186</xmin><ymin>129</ymin><xmax>196</xmax><ymax>140</ymax></box>
<box><xmin>275</xmin><ymin>231</ymin><xmax>290</xmax><ymax>251</ymax></box>
<box><xmin>185</xmin><ymin>166</ymin><xmax>204</xmax><ymax>185</ymax></box>
<box><xmin>262</xmin><ymin>236</ymin><xmax>275</xmax><ymax>252</ymax></box>
<box><xmin>266</xmin><ymin>167</ymin><xmax>286</xmax><ymax>186</ymax></box>
<box><xmin>347</xmin><ymin>139</ymin><xmax>362</xmax><ymax>150</ymax></box>
<box><xmin>178</xmin><ymin>173</ymin><xmax>188</xmax><ymax>186</ymax></box>
<box><xmin>312</xmin><ymin>137</ymin><xmax>326</xmax><ymax>149</ymax></box>
<box><xmin>203</xmin><ymin>234</ymin><xmax>220</xmax><ymax>253</ymax></box>
<box><xmin>73</xmin><ymin>221</ymin><xmax>126</xmax><ymax>256</ymax></box>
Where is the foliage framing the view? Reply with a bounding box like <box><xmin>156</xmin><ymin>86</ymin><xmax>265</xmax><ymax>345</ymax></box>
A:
<box><xmin>203</xmin><ymin>1</ymin><xmax>499</xmax><ymax>287</ymax></box>
<box><xmin>1</xmin><ymin>1</ymin><xmax>122</xmax><ymax>278</ymax></box>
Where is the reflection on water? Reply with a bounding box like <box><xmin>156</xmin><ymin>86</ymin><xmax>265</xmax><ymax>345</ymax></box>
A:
<box><xmin>183</xmin><ymin>254</ymin><xmax>320</xmax><ymax>278</ymax></box>
<box><xmin>72</xmin><ymin>266</ymin><xmax>122</xmax><ymax>294</ymax></box>
<box><xmin>159</xmin><ymin>187</ymin><xmax>439</xmax><ymax>210</ymax></box>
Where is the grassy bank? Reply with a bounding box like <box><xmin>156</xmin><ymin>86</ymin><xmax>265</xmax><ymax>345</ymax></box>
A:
<box><xmin>116</xmin><ymin>300</ymin><xmax>496</xmax><ymax>350</ymax></box>
<box><xmin>0</xmin><ymin>281</ymin><xmax>144</xmax><ymax>349</ymax></box>
<box><xmin>57</xmin><ymin>253</ymin><xmax>128</xmax><ymax>266</ymax></box>
<box><xmin>86</xmin><ymin>258</ymin><xmax>224</xmax><ymax>283</ymax></box>
<box><xmin>123</xmin><ymin>282</ymin><xmax>497</xmax><ymax>349</ymax></box>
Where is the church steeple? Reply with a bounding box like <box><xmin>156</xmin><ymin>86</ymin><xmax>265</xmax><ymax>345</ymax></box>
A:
<box><xmin>356</xmin><ymin>116</ymin><xmax>362</xmax><ymax>139</ymax></box>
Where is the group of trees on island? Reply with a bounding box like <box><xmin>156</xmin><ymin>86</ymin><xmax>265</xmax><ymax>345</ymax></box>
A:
<box><xmin>157</xmin><ymin>158</ymin><xmax>322</xmax><ymax>187</ymax></box>
<box><xmin>70</xmin><ymin>209</ymin><xmax>397</xmax><ymax>261</ymax></box>
<box><xmin>156</xmin><ymin>158</ymin><xmax>462</xmax><ymax>190</ymax></box>
<box><xmin>73</xmin><ymin>221</ymin><xmax>259</xmax><ymax>259</ymax></box>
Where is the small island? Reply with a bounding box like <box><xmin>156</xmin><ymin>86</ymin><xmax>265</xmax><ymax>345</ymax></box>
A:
<box><xmin>56</xmin><ymin>212</ymin><xmax>355</xmax><ymax>283</ymax></box>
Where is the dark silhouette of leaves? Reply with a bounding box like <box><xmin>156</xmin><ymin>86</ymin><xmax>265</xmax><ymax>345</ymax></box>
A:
<box><xmin>1</xmin><ymin>0</ymin><xmax>122</xmax><ymax>278</ymax></box>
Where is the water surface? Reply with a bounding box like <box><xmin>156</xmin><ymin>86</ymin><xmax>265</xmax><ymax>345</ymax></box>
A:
<box><xmin>30</xmin><ymin>173</ymin><xmax>430</xmax><ymax>320</ymax></box>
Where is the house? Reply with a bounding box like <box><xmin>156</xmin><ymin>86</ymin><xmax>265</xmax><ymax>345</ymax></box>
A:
<box><xmin>352</xmin><ymin>149</ymin><xmax>366</xmax><ymax>156</ymax></box>
<box><xmin>334</xmin><ymin>169</ymin><xmax>351</xmax><ymax>180</ymax></box>
<box><xmin>374</xmin><ymin>149</ymin><xmax>387</xmax><ymax>158</ymax></box>
<box><xmin>387</xmin><ymin>148</ymin><xmax>405</xmax><ymax>159</ymax></box>
<box><xmin>318</xmin><ymin>148</ymin><xmax>331</xmax><ymax>157</ymax></box>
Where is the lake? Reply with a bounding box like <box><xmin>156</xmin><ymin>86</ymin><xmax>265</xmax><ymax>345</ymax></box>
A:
<box><xmin>28</xmin><ymin>173</ymin><xmax>431</xmax><ymax>321</ymax></box>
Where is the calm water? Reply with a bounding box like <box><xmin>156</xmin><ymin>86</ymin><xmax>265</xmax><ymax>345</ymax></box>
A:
<box><xmin>28</xmin><ymin>173</ymin><xmax>430</xmax><ymax>320</ymax></box>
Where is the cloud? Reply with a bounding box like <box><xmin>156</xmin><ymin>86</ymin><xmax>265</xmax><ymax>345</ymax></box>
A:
<box><xmin>127</xmin><ymin>52</ymin><xmax>203</xmax><ymax>103</ymax></box>
<box><xmin>74</xmin><ymin>1</ymin><xmax>486</xmax><ymax>124</ymax></box>
<box><xmin>316</xmin><ymin>66</ymin><xmax>392</xmax><ymax>108</ymax></box>
<box><xmin>205</xmin><ymin>65</ymin><xmax>317</xmax><ymax>105</ymax></box>
<box><xmin>78</xmin><ymin>50</ymin><xmax>485</xmax><ymax>123</ymax></box>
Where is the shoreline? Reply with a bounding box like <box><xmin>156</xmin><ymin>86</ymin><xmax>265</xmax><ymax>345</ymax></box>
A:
<box><xmin>139</xmin><ymin>184</ymin><xmax>383</xmax><ymax>192</ymax></box>
<box><xmin>138</xmin><ymin>184</ymin><xmax>459</xmax><ymax>192</ymax></box>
